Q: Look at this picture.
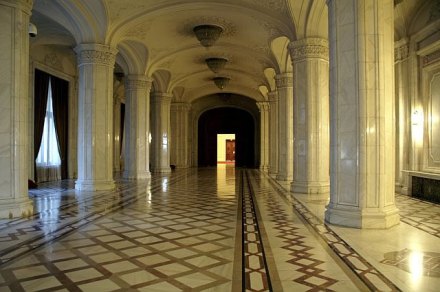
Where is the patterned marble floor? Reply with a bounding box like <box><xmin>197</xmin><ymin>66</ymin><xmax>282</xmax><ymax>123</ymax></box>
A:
<box><xmin>0</xmin><ymin>166</ymin><xmax>438</xmax><ymax>291</ymax></box>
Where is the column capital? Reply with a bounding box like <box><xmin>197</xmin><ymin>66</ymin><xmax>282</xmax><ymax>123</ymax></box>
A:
<box><xmin>394</xmin><ymin>43</ymin><xmax>409</xmax><ymax>63</ymax></box>
<box><xmin>275</xmin><ymin>73</ymin><xmax>293</xmax><ymax>88</ymax></box>
<box><xmin>256</xmin><ymin>101</ymin><xmax>270</xmax><ymax>112</ymax></box>
<box><xmin>152</xmin><ymin>92</ymin><xmax>173</xmax><ymax>104</ymax></box>
<box><xmin>125</xmin><ymin>75</ymin><xmax>153</xmax><ymax>91</ymax></box>
<box><xmin>74</xmin><ymin>44</ymin><xmax>118</xmax><ymax>67</ymax></box>
<box><xmin>171</xmin><ymin>102</ymin><xmax>191</xmax><ymax>112</ymax></box>
<box><xmin>268</xmin><ymin>91</ymin><xmax>278</xmax><ymax>102</ymax></box>
<box><xmin>288</xmin><ymin>38</ymin><xmax>329</xmax><ymax>62</ymax></box>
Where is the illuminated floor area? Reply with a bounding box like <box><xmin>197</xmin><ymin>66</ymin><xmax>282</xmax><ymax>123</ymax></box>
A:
<box><xmin>0</xmin><ymin>166</ymin><xmax>439</xmax><ymax>291</ymax></box>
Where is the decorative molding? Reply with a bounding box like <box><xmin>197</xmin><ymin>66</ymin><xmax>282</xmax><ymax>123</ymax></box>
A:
<box><xmin>243</xmin><ymin>0</ymin><xmax>287</xmax><ymax>15</ymax></box>
<box><xmin>125</xmin><ymin>76</ymin><xmax>153</xmax><ymax>91</ymax></box>
<box><xmin>44</xmin><ymin>52</ymin><xmax>63</xmax><ymax>70</ymax></box>
<box><xmin>171</xmin><ymin>102</ymin><xmax>191</xmax><ymax>112</ymax></box>
<box><xmin>268</xmin><ymin>91</ymin><xmax>278</xmax><ymax>102</ymax></box>
<box><xmin>257</xmin><ymin>101</ymin><xmax>270</xmax><ymax>112</ymax></box>
<box><xmin>275</xmin><ymin>74</ymin><xmax>293</xmax><ymax>88</ymax></box>
<box><xmin>395</xmin><ymin>44</ymin><xmax>409</xmax><ymax>62</ymax></box>
<box><xmin>423</xmin><ymin>49</ymin><xmax>440</xmax><ymax>67</ymax></box>
<box><xmin>125</xmin><ymin>21</ymin><xmax>152</xmax><ymax>40</ymax></box>
<box><xmin>152</xmin><ymin>92</ymin><xmax>173</xmax><ymax>104</ymax></box>
<box><xmin>75</xmin><ymin>44</ymin><xmax>118</xmax><ymax>67</ymax></box>
<box><xmin>289</xmin><ymin>38</ymin><xmax>329</xmax><ymax>62</ymax></box>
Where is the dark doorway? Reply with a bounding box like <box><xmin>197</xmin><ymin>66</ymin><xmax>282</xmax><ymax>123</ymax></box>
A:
<box><xmin>198</xmin><ymin>107</ymin><xmax>256</xmax><ymax>167</ymax></box>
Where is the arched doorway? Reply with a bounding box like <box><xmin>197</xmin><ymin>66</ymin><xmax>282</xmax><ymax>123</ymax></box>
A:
<box><xmin>198</xmin><ymin>107</ymin><xmax>256</xmax><ymax>168</ymax></box>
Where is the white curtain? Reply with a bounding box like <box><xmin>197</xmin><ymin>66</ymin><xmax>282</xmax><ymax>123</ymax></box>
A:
<box><xmin>36</xmin><ymin>78</ymin><xmax>61</xmax><ymax>182</ymax></box>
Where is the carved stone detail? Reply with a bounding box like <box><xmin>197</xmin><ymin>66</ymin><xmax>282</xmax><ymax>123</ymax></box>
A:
<box><xmin>183</xmin><ymin>16</ymin><xmax>236</xmax><ymax>37</ymax></box>
<box><xmin>275</xmin><ymin>74</ymin><xmax>293</xmax><ymax>88</ymax></box>
<box><xmin>423</xmin><ymin>49</ymin><xmax>440</xmax><ymax>67</ymax></box>
<box><xmin>257</xmin><ymin>101</ymin><xmax>270</xmax><ymax>112</ymax></box>
<box><xmin>44</xmin><ymin>52</ymin><xmax>63</xmax><ymax>70</ymax></box>
<box><xmin>289</xmin><ymin>38</ymin><xmax>329</xmax><ymax>61</ymax></box>
<box><xmin>75</xmin><ymin>44</ymin><xmax>117</xmax><ymax>67</ymax></box>
<box><xmin>152</xmin><ymin>92</ymin><xmax>173</xmax><ymax>104</ymax></box>
<box><xmin>125</xmin><ymin>76</ymin><xmax>152</xmax><ymax>91</ymax></box>
<box><xmin>395</xmin><ymin>44</ymin><xmax>409</xmax><ymax>62</ymax></box>
<box><xmin>171</xmin><ymin>102</ymin><xmax>191</xmax><ymax>112</ymax></box>
<box><xmin>268</xmin><ymin>91</ymin><xmax>278</xmax><ymax>102</ymax></box>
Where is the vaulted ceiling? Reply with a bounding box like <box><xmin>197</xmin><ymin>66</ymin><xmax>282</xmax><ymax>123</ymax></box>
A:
<box><xmin>30</xmin><ymin>0</ymin><xmax>434</xmax><ymax>102</ymax></box>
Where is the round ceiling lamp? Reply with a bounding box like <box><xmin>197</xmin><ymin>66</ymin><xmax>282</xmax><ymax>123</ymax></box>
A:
<box><xmin>213</xmin><ymin>76</ymin><xmax>230</xmax><ymax>90</ymax></box>
<box><xmin>205</xmin><ymin>57</ymin><xmax>228</xmax><ymax>73</ymax></box>
<box><xmin>193</xmin><ymin>24</ymin><xmax>223</xmax><ymax>47</ymax></box>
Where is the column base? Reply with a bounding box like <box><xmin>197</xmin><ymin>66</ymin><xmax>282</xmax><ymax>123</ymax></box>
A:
<box><xmin>325</xmin><ymin>204</ymin><xmax>400</xmax><ymax>229</ymax></box>
<box><xmin>75</xmin><ymin>180</ymin><xmax>116</xmax><ymax>191</ymax></box>
<box><xmin>276</xmin><ymin>174</ymin><xmax>293</xmax><ymax>182</ymax></box>
<box><xmin>0</xmin><ymin>197</ymin><xmax>33</xmax><ymax>218</ymax></box>
<box><xmin>151</xmin><ymin>167</ymin><xmax>171</xmax><ymax>173</ymax></box>
<box><xmin>268</xmin><ymin>167</ymin><xmax>278</xmax><ymax>176</ymax></box>
<box><xmin>395</xmin><ymin>183</ymin><xmax>409</xmax><ymax>195</ymax></box>
<box><xmin>259</xmin><ymin>165</ymin><xmax>269</xmax><ymax>172</ymax></box>
<box><xmin>123</xmin><ymin>171</ymin><xmax>151</xmax><ymax>180</ymax></box>
<box><xmin>291</xmin><ymin>181</ymin><xmax>330</xmax><ymax>196</ymax></box>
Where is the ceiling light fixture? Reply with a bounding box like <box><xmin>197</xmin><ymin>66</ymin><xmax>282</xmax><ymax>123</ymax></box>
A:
<box><xmin>213</xmin><ymin>76</ymin><xmax>230</xmax><ymax>90</ymax></box>
<box><xmin>193</xmin><ymin>24</ymin><xmax>223</xmax><ymax>47</ymax></box>
<box><xmin>205</xmin><ymin>57</ymin><xmax>228</xmax><ymax>73</ymax></box>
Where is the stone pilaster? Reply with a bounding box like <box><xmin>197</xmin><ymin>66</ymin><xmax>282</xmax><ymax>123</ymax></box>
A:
<box><xmin>0</xmin><ymin>0</ymin><xmax>33</xmax><ymax>218</ymax></box>
<box><xmin>151</xmin><ymin>92</ymin><xmax>172</xmax><ymax>173</ymax></box>
<box><xmin>113</xmin><ymin>95</ymin><xmax>122</xmax><ymax>172</ymax></box>
<box><xmin>325</xmin><ymin>0</ymin><xmax>400</xmax><ymax>228</ymax></box>
<box><xmin>170</xmin><ymin>102</ymin><xmax>191</xmax><ymax>168</ymax></box>
<box><xmin>123</xmin><ymin>75</ymin><xmax>152</xmax><ymax>180</ymax></box>
<box><xmin>289</xmin><ymin>38</ymin><xmax>330</xmax><ymax>198</ymax></box>
<box><xmin>268</xmin><ymin>91</ymin><xmax>278</xmax><ymax>176</ymax></box>
<box><xmin>257</xmin><ymin>101</ymin><xmax>270</xmax><ymax>171</ymax></box>
<box><xmin>394</xmin><ymin>41</ymin><xmax>410</xmax><ymax>195</ymax></box>
<box><xmin>275</xmin><ymin>73</ymin><xmax>294</xmax><ymax>182</ymax></box>
<box><xmin>74</xmin><ymin>44</ymin><xmax>117</xmax><ymax>191</ymax></box>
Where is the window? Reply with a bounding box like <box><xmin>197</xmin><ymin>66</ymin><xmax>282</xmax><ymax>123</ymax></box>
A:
<box><xmin>36</xmin><ymin>79</ymin><xmax>61</xmax><ymax>167</ymax></box>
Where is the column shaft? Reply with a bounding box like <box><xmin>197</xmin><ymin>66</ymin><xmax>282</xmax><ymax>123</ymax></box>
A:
<box><xmin>74</xmin><ymin>44</ymin><xmax>117</xmax><ymax>191</ymax></box>
<box><xmin>0</xmin><ymin>0</ymin><xmax>33</xmax><ymax>217</ymax></box>
<box><xmin>170</xmin><ymin>103</ymin><xmax>190</xmax><ymax>168</ymax></box>
<box><xmin>268</xmin><ymin>92</ymin><xmax>278</xmax><ymax>176</ymax></box>
<box><xmin>151</xmin><ymin>93</ymin><xmax>172</xmax><ymax>173</ymax></box>
<box><xmin>123</xmin><ymin>75</ymin><xmax>152</xmax><ymax>179</ymax></box>
<box><xmin>290</xmin><ymin>38</ymin><xmax>330</xmax><ymax>197</ymax></box>
<box><xmin>276</xmin><ymin>73</ymin><xmax>294</xmax><ymax>181</ymax></box>
<box><xmin>257</xmin><ymin>102</ymin><xmax>270</xmax><ymax>171</ymax></box>
<box><xmin>325</xmin><ymin>0</ymin><xmax>400</xmax><ymax>228</ymax></box>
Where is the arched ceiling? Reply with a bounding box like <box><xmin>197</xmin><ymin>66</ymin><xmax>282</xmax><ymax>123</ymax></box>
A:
<box><xmin>30</xmin><ymin>0</ymin><xmax>433</xmax><ymax>103</ymax></box>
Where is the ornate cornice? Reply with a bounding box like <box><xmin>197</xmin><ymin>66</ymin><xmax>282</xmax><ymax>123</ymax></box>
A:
<box><xmin>275</xmin><ymin>73</ymin><xmax>293</xmax><ymax>88</ymax></box>
<box><xmin>423</xmin><ymin>49</ymin><xmax>440</xmax><ymax>67</ymax></box>
<box><xmin>289</xmin><ymin>38</ymin><xmax>329</xmax><ymax>62</ymax></box>
<box><xmin>394</xmin><ymin>44</ymin><xmax>409</xmax><ymax>63</ymax></box>
<box><xmin>75</xmin><ymin>44</ymin><xmax>118</xmax><ymax>67</ymax></box>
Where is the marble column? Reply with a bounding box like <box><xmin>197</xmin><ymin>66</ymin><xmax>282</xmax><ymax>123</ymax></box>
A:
<box><xmin>151</xmin><ymin>92</ymin><xmax>172</xmax><ymax>173</ymax></box>
<box><xmin>275</xmin><ymin>73</ymin><xmax>294</xmax><ymax>182</ymax></box>
<box><xmin>257</xmin><ymin>101</ymin><xmax>270</xmax><ymax>171</ymax></box>
<box><xmin>268</xmin><ymin>91</ymin><xmax>278</xmax><ymax>176</ymax></box>
<box><xmin>170</xmin><ymin>102</ymin><xmax>191</xmax><ymax>168</ymax></box>
<box><xmin>74</xmin><ymin>44</ymin><xmax>117</xmax><ymax>191</ymax></box>
<box><xmin>0</xmin><ymin>0</ymin><xmax>33</xmax><ymax>218</ymax></box>
<box><xmin>113</xmin><ymin>95</ymin><xmax>122</xmax><ymax>172</ymax></box>
<box><xmin>325</xmin><ymin>0</ymin><xmax>400</xmax><ymax>228</ymax></box>
<box><xmin>123</xmin><ymin>75</ymin><xmax>152</xmax><ymax>180</ymax></box>
<box><xmin>289</xmin><ymin>38</ymin><xmax>330</xmax><ymax>197</ymax></box>
<box><xmin>394</xmin><ymin>41</ymin><xmax>410</xmax><ymax>195</ymax></box>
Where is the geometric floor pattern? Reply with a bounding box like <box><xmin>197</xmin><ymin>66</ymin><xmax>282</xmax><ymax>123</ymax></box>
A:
<box><xmin>0</xmin><ymin>166</ymin><xmax>439</xmax><ymax>291</ymax></box>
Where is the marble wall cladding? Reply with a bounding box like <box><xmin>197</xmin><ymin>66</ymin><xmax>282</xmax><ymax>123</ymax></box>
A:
<box><xmin>0</xmin><ymin>1</ymin><xmax>33</xmax><ymax>217</ymax></box>
<box><xmin>123</xmin><ymin>76</ymin><xmax>152</xmax><ymax>180</ymax></box>
<box><xmin>151</xmin><ymin>93</ymin><xmax>172</xmax><ymax>173</ymax></box>
<box><xmin>326</xmin><ymin>0</ymin><xmax>399</xmax><ymax>228</ymax></box>
<box><xmin>74</xmin><ymin>44</ymin><xmax>117</xmax><ymax>191</ymax></box>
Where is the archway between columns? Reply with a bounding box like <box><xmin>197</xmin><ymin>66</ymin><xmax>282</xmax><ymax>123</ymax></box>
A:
<box><xmin>198</xmin><ymin>107</ymin><xmax>256</xmax><ymax>167</ymax></box>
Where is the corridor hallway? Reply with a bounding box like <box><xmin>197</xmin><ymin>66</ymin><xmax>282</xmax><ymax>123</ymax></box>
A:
<box><xmin>0</xmin><ymin>166</ymin><xmax>439</xmax><ymax>291</ymax></box>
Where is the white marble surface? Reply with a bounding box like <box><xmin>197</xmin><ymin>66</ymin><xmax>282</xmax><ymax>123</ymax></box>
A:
<box><xmin>0</xmin><ymin>0</ymin><xmax>33</xmax><ymax>218</ymax></box>
<box><xmin>326</xmin><ymin>0</ymin><xmax>399</xmax><ymax>228</ymax></box>
<box><xmin>170</xmin><ymin>102</ymin><xmax>190</xmax><ymax>168</ymax></box>
<box><xmin>150</xmin><ymin>92</ymin><xmax>172</xmax><ymax>173</ymax></box>
<box><xmin>257</xmin><ymin>101</ymin><xmax>270</xmax><ymax>171</ymax></box>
